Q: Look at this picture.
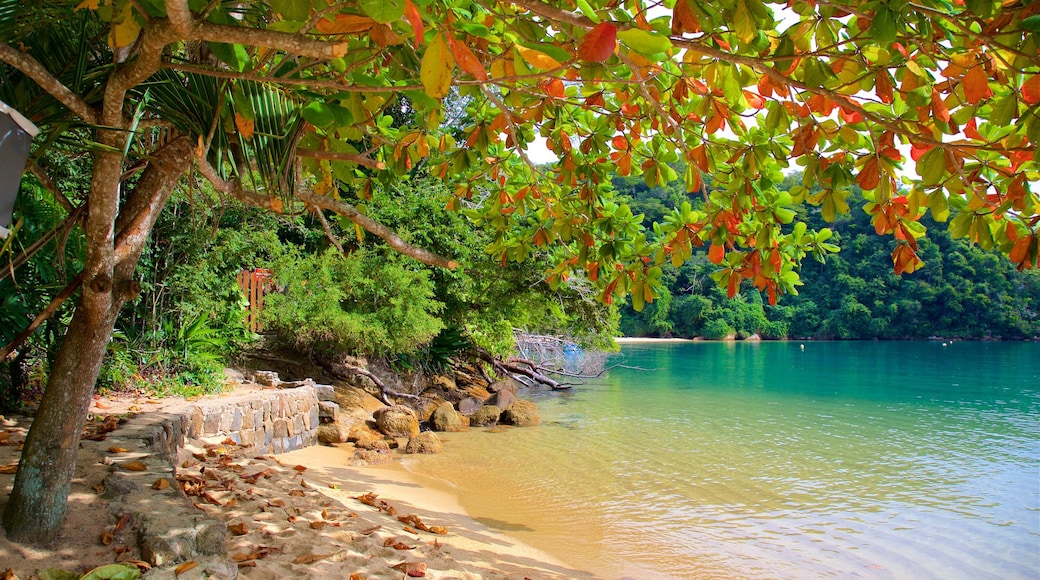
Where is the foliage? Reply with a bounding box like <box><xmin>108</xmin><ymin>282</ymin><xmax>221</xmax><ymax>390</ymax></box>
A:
<box><xmin>618</xmin><ymin>173</ymin><xmax>1040</xmax><ymax>339</ymax></box>
<box><xmin>262</xmin><ymin>246</ymin><xmax>445</xmax><ymax>356</ymax></box>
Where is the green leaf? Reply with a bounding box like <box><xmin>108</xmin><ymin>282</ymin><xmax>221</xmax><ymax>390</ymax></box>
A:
<box><xmin>916</xmin><ymin>147</ymin><xmax>946</xmax><ymax>185</ymax></box>
<box><xmin>1022</xmin><ymin>14</ymin><xmax>1040</xmax><ymax>33</ymax></box>
<box><xmin>268</xmin><ymin>0</ymin><xmax>310</xmax><ymax>22</ymax></box>
<box><xmin>732</xmin><ymin>0</ymin><xmax>756</xmax><ymax>42</ymax></box>
<box><xmin>964</xmin><ymin>0</ymin><xmax>996</xmax><ymax>18</ymax></box>
<box><xmin>421</xmin><ymin>33</ymin><xmax>454</xmax><ymax>98</ymax></box>
<box><xmin>360</xmin><ymin>0</ymin><xmax>404</xmax><ymax>24</ymax></box>
<box><xmin>869</xmin><ymin>6</ymin><xmax>897</xmax><ymax>45</ymax></box>
<box><xmin>617</xmin><ymin>28</ymin><xmax>672</xmax><ymax>56</ymax></box>
<box><xmin>302</xmin><ymin>102</ymin><xmax>335</xmax><ymax>129</ymax></box>
<box><xmin>989</xmin><ymin>94</ymin><xmax>1018</xmax><ymax>127</ymax></box>
<box><xmin>79</xmin><ymin>564</ymin><xmax>141</xmax><ymax>580</ymax></box>
<box><xmin>208</xmin><ymin>42</ymin><xmax>248</xmax><ymax>72</ymax></box>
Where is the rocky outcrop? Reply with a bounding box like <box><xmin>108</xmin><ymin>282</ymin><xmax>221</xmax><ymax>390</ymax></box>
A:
<box><xmin>487</xmin><ymin>377</ymin><xmax>521</xmax><ymax>393</ymax></box>
<box><xmin>502</xmin><ymin>400</ymin><xmax>541</xmax><ymax>427</ymax></box>
<box><xmin>405</xmin><ymin>431</ymin><xmax>443</xmax><ymax>454</ymax></box>
<box><xmin>457</xmin><ymin>396</ymin><xmax>485</xmax><ymax>415</ymax></box>
<box><xmin>430</xmin><ymin>402</ymin><xmax>466</xmax><ymax>432</ymax></box>
<box><xmin>373</xmin><ymin>405</ymin><xmax>420</xmax><ymax>438</ymax></box>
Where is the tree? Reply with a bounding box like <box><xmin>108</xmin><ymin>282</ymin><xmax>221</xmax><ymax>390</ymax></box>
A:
<box><xmin>1</xmin><ymin>0</ymin><xmax>1037</xmax><ymax>543</ymax></box>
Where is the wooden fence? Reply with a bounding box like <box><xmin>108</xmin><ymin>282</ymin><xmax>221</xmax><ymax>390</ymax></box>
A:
<box><xmin>237</xmin><ymin>268</ymin><xmax>273</xmax><ymax>332</ymax></box>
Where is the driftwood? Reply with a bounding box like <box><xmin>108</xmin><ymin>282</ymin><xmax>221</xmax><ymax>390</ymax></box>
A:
<box><xmin>323</xmin><ymin>361</ymin><xmax>420</xmax><ymax>406</ymax></box>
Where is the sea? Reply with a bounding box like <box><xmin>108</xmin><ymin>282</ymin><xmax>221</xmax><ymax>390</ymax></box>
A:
<box><xmin>396</xmin><ymin>341</ymin><xmax>1040</xmax><ymax>579</ymax></box>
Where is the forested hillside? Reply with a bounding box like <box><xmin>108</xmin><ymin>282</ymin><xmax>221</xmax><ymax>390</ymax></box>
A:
<box><xmin>617</xmin><ymin>171</ymin><xmax>1040</xmax><ymax>340</ymax></box>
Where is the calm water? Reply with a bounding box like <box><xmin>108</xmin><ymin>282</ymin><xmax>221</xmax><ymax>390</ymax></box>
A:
<box><xmin>398</xmin><ymin>342</ymin><xmax>1040</xmax><ymax>579</ymax></box>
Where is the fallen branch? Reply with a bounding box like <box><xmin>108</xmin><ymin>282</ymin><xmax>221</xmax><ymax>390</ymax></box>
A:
<box><xmin>328</xmin><ymin>362</ymin><xmax>421</xmax><ymax>405</ymax></box>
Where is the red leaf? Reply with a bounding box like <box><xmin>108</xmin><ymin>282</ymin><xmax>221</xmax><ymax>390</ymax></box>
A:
<box><xmin>578</xmin><ymin>22</ymin><xmax>617</xmax><ymax>63</ymax></box>
<box><xmin>964</xmin><ymin>118</ymin><xmax>982</xmax><ymax>140</ymax></box>
<box><xmin>910</xmin><ymin>142</ymin><xmax>933</xmax><ymax>161</ymax></box>
<box><xmin>404</xmin><ymin>0</ymin><xmax>424</xmax><ymax>48</ymax></box>
<box><xmin>1022</xmin><ymin>74</ymin><xmax>1040</xmax><ymax>106</ymax></box>
<box><xmin>876</xmin><ymin>71</ymin><xmax>894</xmax><ymax>104</ymax></box>
<box><xmin>962</xmin><ymin>65</ymin><xmax>992</xmax><ymax>105</ymax></box>
<box><xmin>671</xmin><ymin>0</ymin><xmax>701</xmax><ymax>34</ymax></box>
<box><xmin>856</xmin><ymin>157</ymin><xmax>881</xmax><ymax>190</ymax></box>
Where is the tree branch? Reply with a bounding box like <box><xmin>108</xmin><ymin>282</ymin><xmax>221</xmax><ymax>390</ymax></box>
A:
<box><xmin>296</xmin><ymin>149</ymin><xmax>386</xmax><ymax>170</ymax></box>
<box><xmin>0</xmin><ymin>43</ymin><xmax>97</xmax><ymax>124</ymax></box>
<box><xmin>195</xmin><ymin>152</ymin><xmax>458</xmax><ymax>269</ymax></box>
<box><xmin>165</xmin><ymin>0</ymin><xmax>348</xmax><ymax>60</ymax></box>
<box><xmin>0</xmin><ymin>274</ymin><xmax>84</xmax><ymax>362</ymax></box>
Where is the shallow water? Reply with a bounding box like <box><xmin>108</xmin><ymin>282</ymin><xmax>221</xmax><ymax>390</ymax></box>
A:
<box><xmin>399</xmin><ymin>341</ymin><xmax>1040</xmax><ymax>579</ymax></box>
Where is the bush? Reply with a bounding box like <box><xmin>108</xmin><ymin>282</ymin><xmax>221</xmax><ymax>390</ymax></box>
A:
<box><xmin>701</xmin><ymin>318</ymin><xmax>735</xmax><ymax>340</ymax></box>
<box><xmin>263</xmin><ymin>247</ymin><xmax>444</xmax><ymax>356</ymax></box>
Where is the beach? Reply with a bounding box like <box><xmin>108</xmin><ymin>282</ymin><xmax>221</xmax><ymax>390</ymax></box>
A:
<box><xmin>0</xmin><ymin>388</ymin><xmax>592</xmax><ymax>580</ymax></box>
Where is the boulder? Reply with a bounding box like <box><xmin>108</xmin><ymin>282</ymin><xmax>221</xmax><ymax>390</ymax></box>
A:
<box><xmin>464</xmin><ymin>385</ymin><xmax>491</xmax><ymax>400</ymax></box>
<box><xmin>468</xmin><ymin>405</ymin><xmax>501</xmax><ymax>427</ymax></box>
<box><xmin>317</xmin><ymin>422</ymin><xmax>348</xmax><ymax>445</ymax></box>
<box><xmin>352</xmin><ymin>448</ymin><xmax>392</xmax><ymax>465</ymax></box>
<box><xmin>414</xmin><ymin>397</ymin><xmax>446</xmax><ymax>422</ymax></box>
<box><xmin>432</xmin><ymin>375</ymin><xmax>457</xmax><ymax>391</ymax></box>
<box><xmin>334</xmin><ymin>384</ymin><xmax>384</xmax><ymax>414</ymax></box>
<box><xmin>318</xmin><ymin>401</ymin><xmax>339</xmax><ymax>422</ymax></box>
<box><xmin>487</xmin><ymin>378</ymin><xmax>521</xmax><ymax>393</ymax></box>
<box><xmin>486</xmin><ymin>389</ymin><xmax>518</xmax><ymax>410</ymax></box>
<box><xmin>254</xmin><ymin>370</ymin><xmax>280</xmax><ymax>386</ymax></box>
<box><xmin>457</xmin><ymin>396</ymin><xmax>485</xmax><ymax>415</ymax></box>
<box><xmin>373</xmin><ymin>405</ymin><xmax>420</xmax><ymax>438</ymax></box>
<box><xmin>502</xmin><ymin>400</ymin><xmax>541</xmax><ymax>427</ymax></box>
<box><xmin>430</xmin><ymin>402</ymin><xmax>466</xmax><ymax>432</ymax></box>
<box><xmin>405</xmin><ymin>431</ymin><xmax>443</xmax><ymax>454</ymax></box>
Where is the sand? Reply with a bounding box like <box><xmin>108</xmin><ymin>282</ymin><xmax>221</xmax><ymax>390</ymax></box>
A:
<box><xmin>0</xmin><ymin>391</ymin><xmax>594</xmax><ymax>580</ymax></box>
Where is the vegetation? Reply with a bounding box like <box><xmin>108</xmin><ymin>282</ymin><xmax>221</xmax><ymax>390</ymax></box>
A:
<box><xmin>619</xmin><ymin>172</ymin><xmax>1040</xmax><ymax>339</ymax></box>
<box><xmin>0</xmin><ymin>0</ymin><xmax>1037</xmax><ymax>544</ymax></box>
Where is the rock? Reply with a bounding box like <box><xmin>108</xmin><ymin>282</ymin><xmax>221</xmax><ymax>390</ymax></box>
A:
<box><xmin>102</xmin><ymin>472</ymin><xmax>140</xmax><ymax>499</ymax></box>
<box><xmin>317</xmin><ymin>423</ymin><xmax>348</xmax><ymax>445</ymax></box>
<box><xmin>457</xmin><ymin>396</ymin><xmax>485</xmax><ymax>415</ymax></box>
<box><xmin>502</xmin><ymin>400</ymin><xmax>541</xmax><ymax>427</ymax></box>
<box><xmin>405</xmin><ymin>431</ymin><xmax>443</xmax><ymax>454</ymax></box>
<box><xmin>464</xmin><ymin>385</ymin><xmax>491</xmax><ymax>400</ymax></box>
<box><xmin>745</xmin><ymin>333</ymin><xmax>761</xmax><ymax>341</ymax></box>
<box><xmin>348</xmin><ymin>422</ymin><xmax>383</xmax><ymax>443</ymax></box>
<box><xmin>414</xmin><ymin>397</ymin><xmax>446</xmax><ymax>422</ymax></box>
<box><xmin>373</xmin><ymin>405</ymin><xmax>420</xmax><ymax>438</ymax></box>
<box><xmin>487</xmin><ymin>378</ymin><xmax>521</xmax><ymax>393</ymax></box>
<box><xmin>333</xmin><ymin>385</ymin><xmax>384</xmax><ymax>413</ymax></box>
<box><xmin>432</xmin><ymin>375</ymin><xmax>456</xmax><ymax>391</ymax></box>
<box><xmin>312</xmin><ymin>384</ymin><xmax>336</xmax><ymax>401</ymax></box>
<box><xmin>468</xmin><ymin>405</ymin><xmax>501</xmax><ymax>427</ymax></box>
<box><xmin>352</xmin><ymin>448</ymin><xmax>392</xmax><ymax>465</ymax></box>
<box><xmin>486</xmin><ymin>389</ymin><xmax>518</xmax><ymax>410</ymax></box>
<box><xmin>254</xmin><ymin>370</ymin><xmax>280</xmax><ymax>387</ymax></box>
<box><xmin>430</xmin><ymin>402</ymin><xmax>466</xmax><ymax>432</ymax></box>
<box><xmin>318</xmin><ymin>401</ymin><xmax>339</xmax><ymax>422</ymax></box>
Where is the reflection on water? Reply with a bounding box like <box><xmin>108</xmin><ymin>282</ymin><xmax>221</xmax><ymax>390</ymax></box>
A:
<box><xmin>399</xmin><ymin>342</ymin><xmax>1040</xmax><ymax>579</ymax></box>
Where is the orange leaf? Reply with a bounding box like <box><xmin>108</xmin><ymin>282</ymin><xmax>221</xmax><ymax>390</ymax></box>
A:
<box><xmin>962</xmin><ymin>65</ymin><xmax>992</xmax><ymax>105</ymax></box>
<box><xmin>857</xmin><ymin>157</ymin><xmax>881</xmax><ymax>190</ymax></box>
<box><xmin>119</xmin><ymin>460</ymin><xmax>148</xmax><ymax>471</ymax></box>
<box><xmin>516</xmin><ymin>45</ymin><xmax>562</xmax><ymax>70</ymax></box>
<box><xmin>578</xmin><ymin>22</ymin><xmax>617</xmax><ymax>63</ymax></box>
<box><xmin>450</xmin><ymin>38</ymin><xmax>487</xmax><ymax>80</ymax></box>
<box><xmin>174</xmin><ymin>561</ymin><xmax>198</xmax><ymax>576</ymax></box>
<box><xmin>931</xmin><ymin>89</ymin><xmax>950</xmax><ymax>123</ymax></box>
<box><xmin>876</xmin><ymin>71</ymin><xmax>894</xmax><ymax>104</ymax></box>
<box><xmin>229</xmin><ymin>522</ymin><xmax>249</xmax><ymax>536</ymax></box>
<box><xmin>708</xmin><ymin>243</ymin><xmax>725</xmax><ymax>264</ymax></box>
<box><xmin>152</xmin><ymin>478</ymin><xmax>170</xmax><ymax>490</ymax></box>
<box><xmin>1022</xmin><ymin>74</ymin><xmax>1040</xmax><ymax>106</ymax></box>
<box><xmin>315</xmin><ymin>14</ymin><xmax>374</xmax><ymax>34</ymax></box>
<box><xmin>108</xmin><ymin>446</ymin><xmax>130</xmax><ymax>453</ymax></box>
<box><xmin>671</xmin><ymin>0</ymin><xmax>701</xmax><ymax>34</ymax></box>
<box><xmin>404</xmin><ymin>0</ymin><xmax>423</xmax><ymax>48</ymax></box>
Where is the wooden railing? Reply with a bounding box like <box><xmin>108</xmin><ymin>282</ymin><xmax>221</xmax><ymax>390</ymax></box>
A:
<box><xmin>237</xmin><ymin>268</ymin><xmax>273</xmax><ymax>332</ymax></box>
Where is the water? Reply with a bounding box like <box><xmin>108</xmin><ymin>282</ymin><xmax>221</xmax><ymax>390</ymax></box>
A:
<box><xmin>398</xmin><ymin>341</ymin><xmax>1040</xmax><ymax>579</ymax></box>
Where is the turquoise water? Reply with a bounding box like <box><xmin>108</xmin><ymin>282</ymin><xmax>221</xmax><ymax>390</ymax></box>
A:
<box><xmin>399</xmin><ymin>341</ymin><xmax>1040</xmax><ymax>579</ymax></box>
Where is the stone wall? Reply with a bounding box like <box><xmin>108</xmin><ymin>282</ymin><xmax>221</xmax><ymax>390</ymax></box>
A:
<box><xmin>136</xmin><ymin>386</ymin><xmax>321</xmax><ymax>464</ymax></box>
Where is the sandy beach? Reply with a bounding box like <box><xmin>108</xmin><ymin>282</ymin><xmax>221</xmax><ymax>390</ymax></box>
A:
<box><xmin>0</xmin><ymin>389</ymin><xmax>594</xmax><ymax>580</ymax></box>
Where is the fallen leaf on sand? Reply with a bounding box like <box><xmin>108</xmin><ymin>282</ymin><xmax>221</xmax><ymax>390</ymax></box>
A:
<box><xmin>350</xmin><ymin>574</ymin><xmax>365</xmax><ymax>580</ymax></box>
<box><xmin>0</xmin><ymin>463</ymin><xmax>18</xmax><ymax>474</ymax></box>
<box><xmin>293</xmin><ymin>554</ymin><xmax>333</xmax><ymax>564</ymax></box>
<box><xmin>309</xmin><ymin>521</ymin><xmax>325</xmax><ymax>530</ymax></box>
<box><xmin>383</xmin><ymin>538</ymin><xmax>414</xmax><ymax>550</ymax></box>
<box><xmin>152</xmin><ymin>478</ymin><xmax>170</xmax><ymax>490</ymax></box>
<box><xmin>174</xmin><ymin>561</ymin><xmax>198</xmax><ymax>576</ymax></box>
<box><xmin>118</xmin><ymin>460</ymin><xmax>148</xmax><ymax>471</ymax></box>
<box><xmin>114</xmin><ymin>512</ymin><xmax>131</xmax><ymax>532</ymax></box>
<box><xmin>360</xmin><ymin>525</ymin><xmax>381</xmax><ymax>535</ymax></box>
<box><xmin>293</xmin><ymin>465</ymin><xmax>307</xmax><ymax>472</ymax></box>
<box><xmin>107</xmin><ymin>446</ymin><xmax>130</xmax><ymax>453</ymax></box>
<box><xmin>390</xmin><ymin>562</ymin><xmax>427</xmax><ymax>577</ymax></box>
<box><xmin>429</xmin><ymin>526</ymin><xmax>447</xmax><ymax>534</ymax></box>
<box><xmin>126</xmin><ymin>560</ymin><xmax>151</xmax><ymax>571</ymax></box>
<box><xmin>289</xmin><ymin>490</ymin><xmax>305</xmax><ymax>497</ymax></box>
<box><xmin>229</xmin><ymin>522</ymin><xmax>249</xmax><ymax>536</ymax></box>
<box><xmin>1</xmin><ymin>569</ymin><xmax>18</xmax><ymax>580</ymax></box>
<box><xmin>100</xmin><ymin>530</ymin><xmax>114</xmax><ymax>546</ymax></box>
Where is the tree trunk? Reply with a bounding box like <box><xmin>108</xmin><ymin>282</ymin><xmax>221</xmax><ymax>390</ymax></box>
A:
<box><xmin>1</xmin><ymin>136</ymin><xmax>191</xmax><ymax>544</ymax></box>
